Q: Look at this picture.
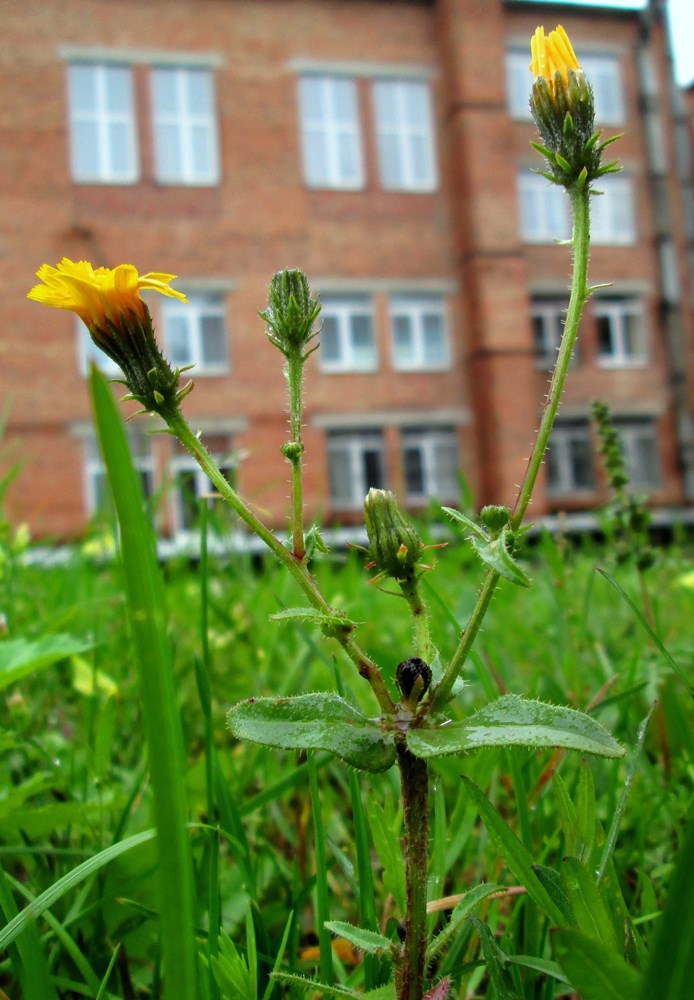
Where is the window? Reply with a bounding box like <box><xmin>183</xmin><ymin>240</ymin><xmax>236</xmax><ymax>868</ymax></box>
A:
<box><xmin>390</xmin><ymin>296</ymin><xmax>450</xmax><ymax>370</ymax></box>
<box><xmin>401</xmin><ymin>428</ymin><xmax>459</xmax><ymax>502</ymax></box>
<box><xmin>506</xmin><ymin>49</ymin><xmax>623</xmax><ymax>124</ymax></box>
<box><xmin>506</xmin><ymin>51</ymin><xmax>533</xmax><ymax>120</ymax></box>
<box><xmin>151</xmin><ymin>67</ymin><xmax>220</xmax><ymax>184</ymax></box>
<box><xmin>77</xmin><ymin>319</ymin><xmax>122</xmax><ymax>376</ymax></box>
<box><xmin>581</xmin><ymin>54</ymin><xmax>624</xmax><ymax>124</ymax></box>
<box><xmin>531</xmin><ymin>299</ymin><xmax>572</xmax><ymax>369</ymax></box>
<box><xmin>319</xmin><ymin>297</ymin><xmax>377</xmax><ymax>372</ymax></box>
<box><xmin>298</xmin><ymin>75</ymin><xmax>364</xmax><ymax>189</ymax></box>
<box><xmin>594</xmin><ymin>298</ymin><xmax>646</xmax><ymax>367</ymax></box>
<box><xmin>372</xmin><ymin>79</ymin><xmax>437</xmax><ymax>191</ymax></box>
<box><xmin>591</xmin><ymin>175</ymin><xmax>635</xmax><ymax>245</ymax></box>
<box><xmin>84</xmin><ymin>436</ymin><xmax>153</xmax><ymax>515</ymax></box>
<box><xmin>614</xmin><ymin>418</ymin><xmax>660</xmax><ymax>490</ymax></box>
<box><xmin>546</xmin><ymin>419</ymin><xmax>595</xmax><ymax>495</ymax></box>
<box><xmin>170</xmin><ymin>438</ymin><xmax>235</xmax><ymax>532</ymax></box>
<box><xmin>327</xmin><ymin>430</ymin><xmax>386</xmax><ymax>509</ymax></box>
<box><xmin>68</xmin><ymin>63</ymin><xmax>138</xmax><ymax>182</ymax></box>
<box><xmin>518</xmin><ymin>172</ymin><xmax>570</xmax><ymax>242</ymax></box>
<box><xmin>161</xmin><ymin>294</ymin><xmax>228</xmax><ymax>373</ymax></box>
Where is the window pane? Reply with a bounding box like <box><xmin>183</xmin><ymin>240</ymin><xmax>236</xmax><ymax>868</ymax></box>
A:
<box><xmin>104</xmin><ymin>66</ymin><xmax>131</xmax><ymax>112</ymax></box>
<box><xmin>72</xmin><ymin>121</ymin><xmax>100</xmax><ymax>177</ymax></box>
<box><xmin>422</xmin><ymin>313</ymin><xmax>446</xmax><ymax>365</ymax></box>
<box><xmin>328</xmin><ymin>445</ymin><xmax>352</xmax><ymax>505</ymax></box>
<box><xmin>362</xmin><ymin>447</ymin><xmax>384</xmax><ymax>491</ymax></box>
<box><xmin>176</xmin><ymin>470</ymin><xmax>199</xmax><ymax>530</ymax></box>
<box><xmin>596</xmin><ymin>314</ymin><xmax>614</xmax><ymax>356</ymax></box>
<box><xmin>350</xmin><ymin>314</ymin><xmax>375</xmax><ymax>366</ymax></box>
<box><xmin>153</xmin><ymin>70</ymin><xmax>179</xmax><ymax>114</ymax></box>
<box><xmin>109</xmin><ymin>121</ymin><xmax>134</xmax><ymax>175</ymax></box>
<box><xmin>155</xmin><ymin>123</ymin><xmax>183</xmax><ymax>179</ymax></box>
<box><xmin>321</xmin><ymin>316</ymin><xmax>341</xmax><ymax>363</ymax></box>
<box><xmin>69</xmin><ymin>64</ymin><xmax>97</xmax><ymax>112</ymax></box>
<box><xmin>624</xmin><ymin>312</ymin><xmax>643</xmax><ymax>358</ymax></box>
<box><xmin>167</xmin><ymin>315</ymin><xmax>192</xmax><ymax>364</ymax></box>
<box><xmin>187</xmin><ymin>69</ymin><xmax>213</xmax><ymax>114</ymax></box>
<box><xmin>201</xmin><ymin>314</ymin><xmax>226</xmax><ymax>364</ymax></box>
<box><xmin>393</xmin><ymin>315</ymin><xmax>415</xmax><ymax>364</ymax></box>
<box><xmin>434</xmin><ymin>440</ymin><xmax>459</xmax><ymax>498</ymax></box>
<box><xmin>404</xmin><ymin>446</ymin><xmax>425</xmax><ymax>496</ymax></box>
<box><xmin>571</xmin><ymin>438</ymin><xmax>594</xmax><ymax>489</ymax></box>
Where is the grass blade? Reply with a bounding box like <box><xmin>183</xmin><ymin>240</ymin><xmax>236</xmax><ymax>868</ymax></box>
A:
<box><xmin>0</xmin><ymin>863</ymin><xmax>58</xmax><ymax>1000</ymax></box>
<box><xmin>308</xmin><ymin>750</ymin><xmax>333</xmax><ymax>985</ymax></box>
<box><xmin>90</xmin><ymin>366</ymin><xmax>199</xmax><ymax>1000</ymax></box>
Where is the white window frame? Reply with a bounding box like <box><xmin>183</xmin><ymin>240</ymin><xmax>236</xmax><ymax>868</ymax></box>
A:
<box><xmin>546</xmin><ymin>420</ymin><xmax>595</xmax><ymax>496</ymax></box>
<box><xmin>67</xmin><ymin>62</ymin><xmax>139</xmax><ymax>183</ymax></box>
<box><xmin>518</xmin><ymin>172</ymin><xmax>571</xmax><ymax>243</ymax></box>
<box><xmin>161</xmin><ymin>293</ymin><xmax>229</xmax><ymax>374</ymax></box>
<box><xmin>614</xmin><ymin>418</ymin><xmax>660</xmax><ymax>490</ymax></box>
<box><xmin>591</xmin><ymin>174</ymin><xmax>635</xmax><ymax>245</ymax></box>
<box><xmin>389</xmin><ymin>296</ymin><xmax>450</xmax><ymax>371</ymax></box>
<box><xmin>169</xmin><ymin>444</ymin><xmax>234</xmax><ymax>534</ymax></box>
<box><xmin>326</xmin><ymin>430</ymin><xmax>386</xmax><ymax>510</ymax></box>
<box><xmin>298</xmin><ymin>75</ymin><xmax>364</xmax><ymax>190</ymax></box>
<box><xmin>531</xmin><ymin>299</ymin><xmax>569</xmax><ymax>370</ymax></box>
<box><xmin>401</xmin><ymin>427</ymin><xmax>459</xmax><ymax>503</ymax></box>
<box><xmin>372</xmin><ymin>79</ymin><xmax>438</xmax><ymax>192</ymax></box>
<box><xmin>506</xmin><ymin>49</ymin><xmax>624</xmax><ymax>125</ymax></box>
<box><xmin>319</xmin><ymin>297</ymin><xmax>377</xmax><ymax>373</ymax></box>
<box><xmin>594</xmin><ymin>298</ymin><xmax>646</xmax><ymax>368</ymax></box>
<box><xmin>151</xmin><ymin>66</ymin><xmax>220</xmax><ymax>185</ymax></box>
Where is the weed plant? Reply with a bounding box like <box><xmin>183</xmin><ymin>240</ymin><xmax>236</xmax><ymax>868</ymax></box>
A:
<box><xmin>3</xmin><ymin>22</ymin><xmax>694</xmax><ymax>1000</ymax></box>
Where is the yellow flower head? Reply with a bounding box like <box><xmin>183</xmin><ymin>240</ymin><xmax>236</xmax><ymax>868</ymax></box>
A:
<box><xmin>28</xmin><ymin>258</ymin><xmax>192</xmax><ymax>416</ymax></box>
<box><xmin>531</xmin><ymin>24</ymin><xmax>581</xmax><ymax>88</ymax></box>
<box><xmin>28</xmin><ymin>258</ymin><xmax>187</xmax><ymax>333</ymax></box>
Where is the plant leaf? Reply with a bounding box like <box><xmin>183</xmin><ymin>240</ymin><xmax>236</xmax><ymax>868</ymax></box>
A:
<box><xmin>0</xmin><ymin>635</ymin><xmax>94</xmax><ymax>692</ymax></box>
<box><xmin>552</xmin><ymin>927</ymin><xmax>641</xmax><ymax>1000</ymax></box>
<box><xmin>441</xmin><ymin>506</ymin><xmax>488</xmax><ymax>541</ymax></box>
<box><xmin>407</xmin><ymin>694</ymin><xmax>625</xmax><ymax>759</ymax></box>
<box><xmin>227</xmin><ymin>693</ymin><xmax>396</xmax><ymax>773</ymax></box>
<box><xmin>426</xmin><ymin>883</ymin><xmax>502</xmax><ymax>961</ymax></box>
<box><xmin>560</xmin><ymin>857</ymin><xmax>617</xmax><ymax>952</ymax></box>
<box><xmin>462</xmin><ymin>778</ymin><xmax>566</xmax><ymax>926</ymax></box>
<box><xmin>469</xmin><ymin>531</ymin><xmax>531</xmax><ymax>588</ymax></box>
<box><xmin>472</xmin><ymin>917</ymin><xmax>523</xmax><ymax>1000</ymax></box>
<box><xmin>324</xmin><ymin>921</ymin><xmax>393</xmax><ymax>956</ymax></box>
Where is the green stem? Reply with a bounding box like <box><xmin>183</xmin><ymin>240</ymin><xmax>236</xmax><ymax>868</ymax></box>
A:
<box><xmin>396</xmin><ymin>745</ymin><xmax>429</xmax><ymax>1000</ymax></box>
<box><xmin>429</xmin><ymin>186</ymin><xmax>591</xmax><ymax>716</ymax></box>
<box><xmin>286</xmin><ymin>353</ymin><xmax>306</xmax><ymax>561</ymax></box>
<box><xmin>166</xmin><ymin>412</ymin><xmax>396</xmax><ymax>714</ymax></box>
<box><xmin>400</xmin><ymin>577</ymin><xmax>432</xmax><ymax>663</ymax></box>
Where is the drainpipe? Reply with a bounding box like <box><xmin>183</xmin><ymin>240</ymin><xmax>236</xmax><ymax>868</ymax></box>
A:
<box><xmin>638</xmin><ymin>0</ymin><xmax>694</xmax><ymax>499</ymax></box>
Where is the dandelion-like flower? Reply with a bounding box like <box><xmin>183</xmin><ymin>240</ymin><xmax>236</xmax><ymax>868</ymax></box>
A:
<box><xmin>529</xmin><ymin>25</ymin><xmax>620</xmax><ymax>191</ymax></box>
<box><xmin>28</xmin><ymin>258</ymin><xmax>193</xmax><ymax>416</ymax></box>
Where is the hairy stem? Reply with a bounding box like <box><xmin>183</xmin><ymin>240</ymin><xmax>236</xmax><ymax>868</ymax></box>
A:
<box><xmin>429</xmin><ymin>187</ymin><xmax>591</xmax><ymax>715</ymax></box>
<box><xmin>396</xmin><ymin>745</ymin><xmax>429</xmax><ymax>1000</ymax></box>
<box><xmin>285</xmin><ymin>352</ymin><xmax>306</xmax><ymax>561</ymax></box>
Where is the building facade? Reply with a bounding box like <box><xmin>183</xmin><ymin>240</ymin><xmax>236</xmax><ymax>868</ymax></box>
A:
<box><xmin>2</xmin><ymin>0</ymin><xmax>693</xmax><ymax>539</ymax></box>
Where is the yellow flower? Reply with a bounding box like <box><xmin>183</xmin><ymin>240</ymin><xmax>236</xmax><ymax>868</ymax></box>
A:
<box><xmin>530</xmin><ymin>24</ymin><xmax>581</xmax><ymax>89</ymax></box>
<box><xmin>28</xmin><ymin>258</ymin><xmax>193</xmax><ymax>416</ymax></box>
<box><xmin>28</xmin><ymin>258</ymin><xmax>187</xmax><ymax>333</ymax></box>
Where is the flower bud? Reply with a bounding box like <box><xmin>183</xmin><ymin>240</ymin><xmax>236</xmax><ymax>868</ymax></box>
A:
<box><xmin>529</xmin><ymin>25</ymin><xmax>620</xmax><ymax>190</ymax></box>
<box><xmin>363</xmin><ymin>489</ymin><xmax>425</xmax><ymax>583</ymax></box>
<box><xmin>259</xmin><ymin>268</ymin><xmax>321</xmax><ymax>358</ymax></box>
<box><xmin>396</xmin><ymin>657</ymin><xmax>432</xmax><ymax>702</ymax></box>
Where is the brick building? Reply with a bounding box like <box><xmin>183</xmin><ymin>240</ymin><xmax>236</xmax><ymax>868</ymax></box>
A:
<box><xmin>2</xmin><ymin>0</ymin><xmax>694</xmax><ymax>540</ymax></box>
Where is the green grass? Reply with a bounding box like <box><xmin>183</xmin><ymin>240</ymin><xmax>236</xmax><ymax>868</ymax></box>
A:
<box><xmin>1</xmin><ymin>496</ymin><xmax>693</xmax><ymax>997</ymax></box>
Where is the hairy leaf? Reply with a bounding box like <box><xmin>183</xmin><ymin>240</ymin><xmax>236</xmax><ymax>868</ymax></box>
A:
<box><xmin>227</xmin><ymin>693</ymin><xmax>396</xmax><ymax>772</ymax></box>
<box><xmin>407</xmin><ymin>694</ymin><xmax>624</xmax><ymax>759</ymax></box>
